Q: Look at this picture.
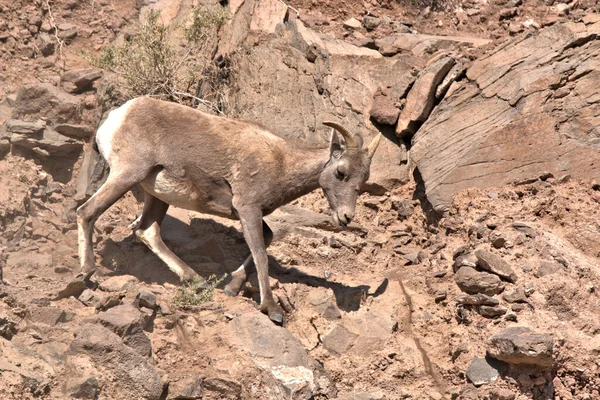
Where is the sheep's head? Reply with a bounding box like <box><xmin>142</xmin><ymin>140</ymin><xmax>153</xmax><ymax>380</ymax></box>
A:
<box><xmin>318</xmin><ymin>122</ymin><xmax>382</xmax><ymax>227</ymax></box>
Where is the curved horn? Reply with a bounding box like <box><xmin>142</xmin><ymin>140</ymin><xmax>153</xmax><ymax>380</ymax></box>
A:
<box><xmin>367</xmin><ymin>133</ymin><xmax>382</xmax><ymax>159</ymax></box>
<box><xmin>323</xmin><ymin>121</ymin><xmax>358</xmax><ymax>151</ymax></box>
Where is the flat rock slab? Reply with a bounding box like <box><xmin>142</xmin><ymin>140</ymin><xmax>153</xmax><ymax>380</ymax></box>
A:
<box><xmin>396</xmin><ymin>56</ymin><xmax>455</xmax><ymax>138</ymax></box>
<box><xmin>455</xmin><ymin>266</ymin><xmax>504</xmax><ymax>296</ymax></box>
<box><xmin>99</xmin><ymin>275</ymin><xmax>139</xmax><ymax>292</ymax></box>
<box><xmin>466</xmin><ymin>356</ymin><xmax>507</xmax><ymax>386</ymax></box>
<box><xmin>487</xmin><ymin>326</ymin><xmax>553</xmax><ymax>367</ymax></box>
<box><xmin>475</xmin><ymin>250</ymin><xmax>517</xmax><ymax>282</ymax></box>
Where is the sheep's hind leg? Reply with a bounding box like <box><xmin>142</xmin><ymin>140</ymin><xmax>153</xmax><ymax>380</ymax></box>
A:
<box><xmin>224</xmin><ymin>220</ymin><xmax>273</xmax><ymax>297</ymax></box>
<box><xmin>77</xmin><ymin>170</ymin><xmax>145</xmax><ymax>273</ymax></box>
<box><xmin>135</xmin><ymin>191</ymin><xmax>208</xmax><ymax>286</ymax></box>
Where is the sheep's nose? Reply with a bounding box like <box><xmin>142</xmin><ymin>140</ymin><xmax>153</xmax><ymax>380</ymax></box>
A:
<box><xmin>344</xmin><ymin>213</ymin><xmax>353</xmax><ymax>224</ymax></box>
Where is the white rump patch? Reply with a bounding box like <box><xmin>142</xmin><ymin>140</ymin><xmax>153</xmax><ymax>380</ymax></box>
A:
<box><xmin>96</xmin><ymin>98</ymin><xmax>137</xmax><ymax>163</ymax></box>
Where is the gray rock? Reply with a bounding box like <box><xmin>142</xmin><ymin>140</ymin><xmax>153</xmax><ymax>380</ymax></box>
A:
<box><xmin>136</xmin><ymin>289</ymin><xmax>157</xmax><ymax>310</ymax></box>
<box><xmin>453</xmin><ymin>254</ymin><xmax>478</xmax><ymax>272</ymax></box>
<box><xmin>61</xmin><ymin>68</ymin><xmax>102</xmax><ymax>94</ymax></box>
<box><xmin>322</xmin><ymin>325</ymin><xmax>358</xmax><ymax>355</ymax></box>
<box><xmin>99</xmin><ymin>275</ymin><xmax>139</xmax><ymax>292</ymax></box>
<box><xmin>362</xmin><ymin>16</ymin><xmax>381</xmax><ymax>30</ymax></box>
<box><xmin>456</xmin><ymin>293</ymin><xmax>499</xmax><ymax>306</ymax></box>
<box><xmin>231</xmin><ymin>312</ymin><xmax>315</xmax><ymax>396</ymax></box>
<box><xmin>87</xmin><ymin>304</ymin><xmax>152</xmax><ymax>357</ymax></box>
<box><xmin>13</xmin><ymin>82</ymin><xmax>80</xmax><ymax>123</ymax></box>
<box><xmin>67</xmin><ymin>324</ymin><xmax>163</xmax><ymax>399</ymax></box>
<box><xmin>10</xmin><ymin>129</ymin><xmax>82</xmax><ymax>157</ymax></box>
<box><xmin>168</xmin><ymin>376</ymin><xmax>203</xmax><ymax>399</ymax></box>
<box><xmin>512</xmin><ymin>222</ymin><xmax>536</xmax><ymax>237</ymax></box>
<box><xmin>54</xmin><ymin>123</ymin><xmax>94</xmax><ymax>138</ymax></box>
<box><xmin>5</xmin><ymin>119</ymin><xmax>45</xmax><ymax>135</ymax></box>
<box><xmin>0</xmin><ymin>313</ymin><xmax>17</xmax><ymax>339</ymax></box>
<box><xmin>466</xmin><ymin>356</ymin><xmax>507</xmax><ymax>387</ymax></box>
<box><xmin>479</xmin><ymin>305</ymin><xmax>508</xmax><ymax>318</ymax></box>
<box><xmin>67</xmin><ymin>376</ymin><xmax>100</xmax><ymax>399</ymax></box>
<box><xmin>475</xmin><ymin>250</ymin><xmax>517</xmax><ymax>282</ymax></box>
<box><xmin>455</xmin><ymin>267</ymin><xmax>505</xmax><ymax>296</ymax></box>
<box><xmin>502</xmin><ymin>286</ymin><xmax>528</xmax><ymax>303</ymax></box>
<box><xmin>487</xmin><ymin>327</ymin><xmax>553</xmax><ymax>367</ymax></box>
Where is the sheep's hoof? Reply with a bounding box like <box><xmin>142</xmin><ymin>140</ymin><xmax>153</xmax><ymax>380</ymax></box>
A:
<box><xmin>224</xmin><ymin>286</ymin><xmax>238</xmax><ymax>297</ymax></box>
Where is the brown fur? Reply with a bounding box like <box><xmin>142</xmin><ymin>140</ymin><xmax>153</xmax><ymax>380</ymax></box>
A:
<box><xmin>77</xmin><ymin>97</ymin><xmax>381</xmax><ymax>324</ymax></box>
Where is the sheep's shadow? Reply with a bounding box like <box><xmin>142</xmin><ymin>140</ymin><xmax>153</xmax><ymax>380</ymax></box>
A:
<box><xmin>98</xmin><ymin>212</ymin><xmax>387</xmax><ymax>312</ymax></box>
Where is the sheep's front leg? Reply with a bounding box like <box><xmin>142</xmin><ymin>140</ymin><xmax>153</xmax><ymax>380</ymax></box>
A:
<box><xmin>237</xmin><ymin>208</ymin><xmax>284</xmax><ymax>324</ymax></box>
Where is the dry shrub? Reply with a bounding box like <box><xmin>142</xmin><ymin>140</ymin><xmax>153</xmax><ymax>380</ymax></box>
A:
<box><xmin>86</xmin><ymin>5</ymin><xmax>230</xmax><ymax>114</ymax></box>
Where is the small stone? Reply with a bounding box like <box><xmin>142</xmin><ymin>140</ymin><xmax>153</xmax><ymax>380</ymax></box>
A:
<box><xmin>488</xmin><ymin>232</ymin><xmax>507</xmax><ymax>249</ymax></box>
<box><xmin>99</xmin><ymin>275</ymin><xmax>139</xmax><ymax>292</ymax></box>
<box><xmin>503</xmin><ymin>286</ymin><xmax>528</xmax><ymax>303</ymax></box>
<box><xmin>168</xmin><ymin>376</ymin><xmax>203</xmax><ymax>399</ymax></box>
<box><xmin>136</xmin><ymin>289</ymin><xmax>157</xmax><ymax>310</ymax></box>
<box><xmin>475</xmin><ymin>250</ymin><xmax>517</xmax><ymax>283</ymax></box>
<box><xmin>343</xmin><ymin>18</ymin><xmax>362</xmax><ymax>29</ymax></box>
<box><xmin>487</xmin><ymin>327</ymin><xmax>553</xmax><ymax>367</ymax></box>
<box><xmin>67</xmin><ymin>376</ymin><xmax>100</xmax><ymax>399</ymax></box>
<box><xmin>456</xmin><ymin>293</ymin><xmax>499</xmax><ymax>306</ymax></box>
<box><xmin>434</xmin><ymin>290</ymin><xmax>447</xmax><ymax>302</ymax></box>
<box><xmin>362</xmin><ymin>15</ymin><xmax>380</xmax><ymax>30</ymax></box>
<box><xmin>322</xmin><ymin>325</ymin><xmax>358</xmax><ymax>355</ymax></box>
<box><xmin>54</xmin><ymin>271</ymin><xmax>93</xmax><ymax>300</ymax></box>
<box><xmin>453</xmin><ymin>254</ymin><xmax>478</xmax><ymax>272</ymax></box>
<box><xmin>479</xmin><ymin>306</ymin><xmax>507</xmax><ymax>318</ymax></box>
<box><xmin>512</xmin><ymin>222</ymin><xmax>536</xmax><ymax>237</ymax></box>
<box><xmin>455</xmin><ymin>267</ymin><xmax>504</xmax><ymax>296</ymax></box>
<box><xmin>466</xmin><ymin>356</ymin><xmax>507</xmax><ymax>387</ymax></box>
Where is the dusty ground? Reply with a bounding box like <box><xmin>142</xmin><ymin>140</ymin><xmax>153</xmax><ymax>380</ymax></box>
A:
<box><xmin>2</xmin><ymin>0</ymin><xmax>600</xmax><ymax>399</ymax></box>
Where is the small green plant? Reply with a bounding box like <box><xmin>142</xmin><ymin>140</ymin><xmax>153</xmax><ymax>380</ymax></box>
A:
<box><xmin>173</xmin><ymin>273</ymin><xmax>227</xmax><ymax>306</ymax></box>
<box><xmin>85</xmin><ymin>5</ymin><xmax>229</xmax><ymax>113</ymax></box>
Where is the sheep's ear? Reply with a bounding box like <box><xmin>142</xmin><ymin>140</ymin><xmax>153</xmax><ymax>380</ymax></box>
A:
<box><xmin>329</xmin><ymin>128</ymin><xmax>343</xmax><ymax>159</ymax></box>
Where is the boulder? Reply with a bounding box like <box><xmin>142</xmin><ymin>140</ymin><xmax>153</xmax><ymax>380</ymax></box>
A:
<box><xmin>86</xmin><ymin>304</ymin><xmax>152</xmax><ymax>357</ymax></box>
<box><xmin>12</xmin><ymin>83</ymin><xmax>80</xmax><ymax>124</ymax></box>
<box><xmin>455</xmin><ymin>267</ymin><xmax>504</xmax><ymax>296</ymax></box>
<box><xmin>487</xmin><ymin>327</ymin><xmax>553</xmax><ymax>367</ymax></box>
<box><xmin>370</xmin><ymin>92</ymin><xmax>399</xmax><ymax>125</ymax></box>
<box><xmin>411</xmin><ymin>22</ymin><xmax>600</xmax><ymax>213</ymax></box>
<box><xmin>230</xmin><ymin>312</ymin><xmax>316</xmax><ymax>396</ymax></box>
<box><xmin>66</xmin><ymin>324</ymin><xmax>163</xmax><ymax>399</ymax></box>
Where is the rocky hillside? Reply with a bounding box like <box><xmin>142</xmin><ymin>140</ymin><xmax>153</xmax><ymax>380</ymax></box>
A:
<box><xmin>1</xmin><ymin>0</ymin><xmax>600</xmax><ymax>399</ymax></box>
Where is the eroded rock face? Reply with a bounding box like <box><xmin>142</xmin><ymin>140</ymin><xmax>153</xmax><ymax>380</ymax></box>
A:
<box><xmin>411</xmin><ymin>21</ymin><xmax>600</xmax><ymax>213</ymax></box>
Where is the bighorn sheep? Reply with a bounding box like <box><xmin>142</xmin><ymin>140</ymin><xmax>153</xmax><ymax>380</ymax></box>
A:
<box><xmin>77</xmin><ymin>97</ymin><xmax>381</xmax><ymax>323</ymax></box>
